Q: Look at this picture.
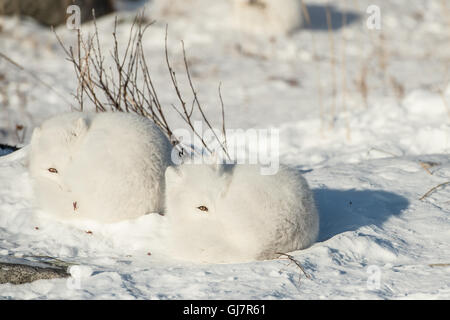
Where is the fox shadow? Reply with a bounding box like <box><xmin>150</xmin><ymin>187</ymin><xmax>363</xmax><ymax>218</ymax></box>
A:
<box><xmin>302</xmin><ymin>4</ymin><xmax>361</xmax><ymax>31</ymax></box>
<box><xmin>313</xmin><ymin>188</ymin><xmax>409</xmax><ymax>242</ymax></box>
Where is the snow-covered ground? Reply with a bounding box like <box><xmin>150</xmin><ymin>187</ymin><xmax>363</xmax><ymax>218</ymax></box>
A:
<box><xmin>0</xmin><ymin>0</ymin><xmax>449</xmax><ymax>299</ymax></box>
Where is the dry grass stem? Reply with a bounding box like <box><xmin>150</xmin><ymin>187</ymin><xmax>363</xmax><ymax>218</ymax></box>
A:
<box><xmin>53</xmin><ymin>11</ymin><xmax>229</xmax><ymax>159</ymax></box>
<box><xmin>418</xmin><ymin>161</ymin><xmax>440</xmax><ymax>175</ymax></box>
<box><xmin>300</xmin><ymin>0</ymin><xmax>325</xmax><ymax>135</ymax></box>
<box><xmin>340</xmin><ymin>1</ymin><xmax>351</xmax><ymax>141</ymax></box>
<box><xmin>277</xmin><ymin>252</ymin><xmax>312</xmax><ymax>284</ymax></box>
<box><xmin>420</xmin><ymin>181</ymin><xmax>450</xmax><ymax>201</ymax></box>
<box><xmin>325</xmin><ymin>5</ymin><xmax>337</xmax><ymax>129</ymax></box>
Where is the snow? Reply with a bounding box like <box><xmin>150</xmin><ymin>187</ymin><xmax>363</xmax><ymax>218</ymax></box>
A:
<box><xmin>0</xmin><ymin>0</ymin><xmax>449</xmax><ymax>299</ymax></box>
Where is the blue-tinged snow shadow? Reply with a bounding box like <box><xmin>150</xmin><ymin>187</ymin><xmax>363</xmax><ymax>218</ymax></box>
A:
<box><xmin>313</xmin><ymin>189</ymin><xmax>409</xmax><ymax>241</ymax></box>
<box><xmin>0</xmin><ymin>144</ymin><xmax>19</xmax><ymax>157</ymax></box>
<box><xmin>303</xmin><ymin>5</ymin><xmax>361</xmax><ymax>31</ymax></box>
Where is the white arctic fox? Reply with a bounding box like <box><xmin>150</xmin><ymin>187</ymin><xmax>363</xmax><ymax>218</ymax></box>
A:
<box><xmin>164</xmin><ymin>163</ymin><xmax>319</xmax><ymax>263</ymax></box>
<box><xmin>231</xmin><ymin>0</ymin><xmax>303</xmax><ymax>36</ymax></box>
<box><xmin>28</xmin><ymin>112</ymin><xmax>173</xmax><ymax>223</ymax></box>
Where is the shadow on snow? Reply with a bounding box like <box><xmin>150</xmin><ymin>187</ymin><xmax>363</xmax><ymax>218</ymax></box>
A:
<box><xmin>313</xmin><ymin>188</ymin><xmax>409</xmax><ymax>242</ymax></box>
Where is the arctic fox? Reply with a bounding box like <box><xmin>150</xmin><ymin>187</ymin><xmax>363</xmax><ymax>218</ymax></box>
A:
<box><xmin>29</xmin><ymin>112</ymin><xmax>173</xmax><ymax>223</ymax></box>
<box><xmin>231</xmin><ymin>0</ymin><xmax>303</xmax><ymax>36</ymax></box>
<box><xmin>164</xmin><ymin>163</ymin><xmax>319</xmax><ymax>263</ymax></box>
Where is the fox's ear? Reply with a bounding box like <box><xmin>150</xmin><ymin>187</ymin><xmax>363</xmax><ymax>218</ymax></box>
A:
<box><xmin>30</xmin><ymin>127</ymin><xmax>41</xmax><ymax>144</ymax></box>
<box><xmin>165</xmin><ymin>166</ymin><xmax>183</xmax><ymax>186</ymax></box>
<box><xmin>209</xmin><ymin>153</ymin><xmax>223</xmax><ymax>172</ymax></box>
<box><xmin>71</xmin><ymin>117</ymin><xmax>88</xmax><ymax>138</ymax></box>
<box><xmin>219</xmin><ymin>172</ymin><xmax>233</xmax><ymax>199</ymax></box>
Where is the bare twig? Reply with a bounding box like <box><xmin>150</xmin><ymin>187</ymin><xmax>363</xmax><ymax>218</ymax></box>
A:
<box><xmin>218</xmin><ymin>82</ymin><xmax>228</xmax><ymax>153</ymax></box>
<box><xmin>340</xmin><ymin>1</ymin><xmax>351</xmax><ymax>141</ymax></box>
<box><xmin>181</xmin><ymin>40</ymin><xmax>230</xmax><ymax>160</ymax></box>
<box><xmin>418</xmin><ymin>161</ymin><xmax>440</xmax><ymax>175</ymax></box>
<box><xmin>54</xmin><ymin>12</ymin><xmax>230</xmax><ymax>159</ymax></box>
<box><xmin>325</xmin><ymin>5</ymin><xmax>337</xmax><ymax>129</ymax></box>
<box><xmin>420</xmin><ymin>182</ymin><xmax>450</xmax><ymax>201</ymax></box>
<box><xmin>165</xmin><ymin>26</ymin><xmax>230</xmax><ymax>159</ymax></box>
<box><xmin>438</xmin><ymin>65</ymin><xmax>450</xmax><ymax>119</ymax></box>
<box><xmin>356</xmin><ymin>57</ymin><xmax>369</xmax><ymax>109</ymax></box>
<box><xmin>367</xmin><ymin>147</ymin><xmax>400</xmax><ymax>158</ymax></box>
<box><xmin>300</xmin><ymin>0</ymin><xmax>325</xmax><ymax>135</ymax></box>
<box><xmin>439</xmin><ymin>89</ymin><xmax>450</xmax><ymax>119</ymax></box>
<box><xmin>389</xmin><ymin>75</ymin><xmax>405</xmax><ymax>105</ymax></box>
<box><xmin>277</xmin><ymin>252</ymin><xmax>312</xmax><ymax>284</ymax></box>
<box><xmin>429</xmin><ymin>263</ymin><xmax>450</xmax><ymax>268</ymax></box>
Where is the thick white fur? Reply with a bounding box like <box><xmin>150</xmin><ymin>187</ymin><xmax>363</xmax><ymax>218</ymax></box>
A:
<box><xmin>231</xmin><ymin>0</ymin><xmax>303</xmax><ymax>36</ymax></box>
<box><xmin>164</xmin><ymin>163</ymin><xmax>319</xmax><ymax>263</ymax></box>
<box><xmin>29</xmin><ymin>112</ymin><xmax>172</xmax><ymax>223</ymax></box>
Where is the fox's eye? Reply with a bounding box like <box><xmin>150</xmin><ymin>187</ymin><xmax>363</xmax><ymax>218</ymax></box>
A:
<box><xmin>48</xmin><ymin>168</ymin><xmax>58</xmax><ymax>174</ymax></box>
<box><xmin>197</xmin><ymin>206</ymin><xmax>209</xmax><ymax>213</ymax></box>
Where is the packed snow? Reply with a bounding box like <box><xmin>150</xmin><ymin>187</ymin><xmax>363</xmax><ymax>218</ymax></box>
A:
<box><xmin>0</xmin><ymin>0</ymin><xmax>449</xmax><ymax>299</ymax></box>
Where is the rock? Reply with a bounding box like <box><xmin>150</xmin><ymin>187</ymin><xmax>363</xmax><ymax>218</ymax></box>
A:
<box><xmin>0</xmin><ymin>261</ymin><xmax>69</xmax><ymax>285</ymax></box>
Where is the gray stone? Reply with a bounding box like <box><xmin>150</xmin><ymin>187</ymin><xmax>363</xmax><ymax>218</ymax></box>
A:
<box><xmin>0</xmin><ymin>261</ymin><xmax>70</xmax><ymax>285</ymax></box>
<box><xmin>0</xmin><ymin>0</ymin><xmax>115</xmax><ymax>27</ymax></box>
